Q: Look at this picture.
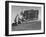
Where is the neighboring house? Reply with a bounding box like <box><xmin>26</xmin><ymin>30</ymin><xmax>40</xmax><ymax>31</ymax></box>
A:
<box><xmin>14</xmin><ymin>9</ymin><xmax>39</xmax><ymax>24</ymax></box>
<box><xmin>23</xmin><ymin>9</ymin><xmax>39</xmax><ymax>20</ymax></box>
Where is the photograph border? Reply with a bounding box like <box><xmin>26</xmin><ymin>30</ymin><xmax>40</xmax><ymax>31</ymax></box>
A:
<box><xmin>5</xmin><ymin>1</ymin><xmax>45</xmax><ymax>36</ymax></box>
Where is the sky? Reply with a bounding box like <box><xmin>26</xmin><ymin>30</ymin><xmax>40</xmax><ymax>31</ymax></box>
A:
<box><xmin>11</xmin><ymin>5</ymin><xmax>41</xmax><ymax>24</ymax></box>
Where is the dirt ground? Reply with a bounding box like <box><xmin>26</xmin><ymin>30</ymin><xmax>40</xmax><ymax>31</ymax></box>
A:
<box><xmin>12</xmin><ymin>21</ymin><xmax>41</xmax><ymax>31</ymax></box>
